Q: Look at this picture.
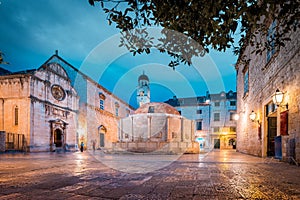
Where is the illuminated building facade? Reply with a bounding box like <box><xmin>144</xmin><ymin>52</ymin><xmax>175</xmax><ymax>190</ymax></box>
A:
<box><xmin>0</xmin><ymin>52</ymin><xmax>134</xmax><ymax>152</ymax></box>
<box><xmin>165</xmin><ymin>91</ymin><xmax>237</xmax><ymax>150</ymax></box>
<box><xmin>235</xmin><ymin>20</ymin><xmax>300</xmax><ymax>163</ymax></box>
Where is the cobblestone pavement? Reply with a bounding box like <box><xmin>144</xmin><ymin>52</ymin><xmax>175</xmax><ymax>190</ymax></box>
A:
<box><xmin>0</xmin><ymin>150</ymin><xmax>300</xmax><ymax>199</ymax></box>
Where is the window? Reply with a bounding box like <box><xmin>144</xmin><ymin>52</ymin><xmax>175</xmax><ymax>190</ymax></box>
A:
<box><xmin>196</xmin><ymin>109</ymin><xmax>202</xmax><ymax>114</ymax></box>
<box><xmin>230</xmin><ymin>101</ymin><xmax>236</xmax><ymax>106</ymax></box>
<box><xmin>178</xmin><ymin>110</ymin><xmax>181</xmax><ymax>115</ymax></box>
<box><xmin>115</xmin><ymin>102</ymin><xmax>119</xmax><ymax>116</ymax></box>
<box><xmin>214</xmin><ymin>113</ymin><xmax>220</xmax><ymax>121</ymax></box>
<box><xmin>267</xmin><ymin>20</ymin><xmax>277</xmax><ymax>62</ymax></box>
<box><xmin>126</xmin><ymin>109</ymin><xmax>130</xmax><ymax>117</ymax></box>
<box><xmin>100</xmin><ymin>99</ymin><xmax>104</xmax><ymax>110</ymax></box>
<box><xmin>266</xmin><ymin>103</ymin><xmax>276</xmax><ymax>116</ymax></box>
<box><xmin>215</xmin><ymin>102</ymin><xmax>220</xmax><ymax>107</ymax></box>
<box><xmin>243</xmin><ymin>67</ymin><xmax>249</xmax><ymax>96</ymax></box>
<box><xmin>213</xmin><ymin>127</ymin><xmax>220</xmax><ymax>132</ymax></box>
<box><xmin>99</xmin><ymin>92</ymin><xmax>106</xmax><ymax>110</ymax></box>
<box><xmin>14</xmin><ymin>106</ymin><xmax>18</xmax><ymax>126</ymax></box>
<box><xmin>196</xmin><ymin>121</ymin><xmax>202</xmax><ymax>130</ymax></box>
<box><xmin>230</xmin><ymin>127</ymin><xmax>236</xmax><ymax>132</ymax></box>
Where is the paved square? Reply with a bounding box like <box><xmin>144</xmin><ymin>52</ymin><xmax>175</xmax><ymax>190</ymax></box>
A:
<box><xmin>0</xmin><ymin>150</ymin><xmax>300</xmax><ymax>199</ymax></box>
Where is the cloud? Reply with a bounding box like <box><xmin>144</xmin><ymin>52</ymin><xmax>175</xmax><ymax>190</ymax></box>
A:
<box><xmin>0</xmin><ymin>0</ymin><xmax>237</xmax><ymax>105</ymax></box>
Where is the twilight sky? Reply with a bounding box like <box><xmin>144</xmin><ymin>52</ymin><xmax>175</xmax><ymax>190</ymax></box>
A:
<box><xmin>0</xmin><ymin>0</ymin><xmax>238</xmax><ymax>108</ymax></box>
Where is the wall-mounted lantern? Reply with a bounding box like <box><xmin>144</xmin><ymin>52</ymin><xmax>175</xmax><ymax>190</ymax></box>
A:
<box><xmin>249</xmin><ymin>110</ymin><xmax>256</xmax><ymax>122</ymax></box>
<box><xmin>272</xmin><ymin>89</ymin><xmax>288</xmax><ymax>109</ymax></box>
<box><xmin>233</xmin><ymin>113</ymin><xmax>239</xmax><ymax>121</ymax></box>
<box><xmin>272</xmin><ymin>89</ymin><xmax>283</xmax><ymax>105</ymax></box>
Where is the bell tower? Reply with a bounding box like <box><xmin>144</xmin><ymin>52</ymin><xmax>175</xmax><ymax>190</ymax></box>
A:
<box><xmin>137</xmin><ymin>71</ymin><xmax>150</xmax><ymax>107</ymax></box>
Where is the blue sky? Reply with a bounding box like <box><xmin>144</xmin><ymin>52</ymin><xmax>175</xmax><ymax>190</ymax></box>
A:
<box><xmin>0</xmin><ymin>0</ymin><xmax>237</xmax><ymax>108</ymax></box>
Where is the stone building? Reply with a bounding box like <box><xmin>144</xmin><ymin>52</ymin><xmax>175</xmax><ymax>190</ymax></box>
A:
<box><xmin>0</xmin><ymin>60</ymin><xmax>79</xmax><ymax>152</ymax></box>
<box><xmin>116</xmin><ymin>102</ymin><xmax>199</xmax><ymax>154</ymax></box>
<box><xmin>235</xmin><ymin>20</ymin><xmax>300</xmax><ymax>163</ymax></box>
<box><xmin>165</xmin><ymin>91</ymin><xmax>237</xmax><ymax>150</ymax></box>
<box><xmin>0</xmin><ymin>52</ymin><xmax>134</xmax><ymax>152</ymax></box>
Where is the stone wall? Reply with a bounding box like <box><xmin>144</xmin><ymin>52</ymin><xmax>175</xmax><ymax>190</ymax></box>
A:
<box><xmin>236</xmin><ymin>25</ymin><xmax>300</xmax><ymax>162</ymax></box>
<box><xmin>118</xmin><ymin>113</ymin><xmax>199</xmax><ymax>153</ymax></box>
<box><xmin>85</xmin><ymin>79</ymin><xmax>134</xmax><ymax>150</ymax></box>
<box><xmin>0</xmin><ymin>75</ymin><xmax>31</xmax><ymax>149</ymax></box>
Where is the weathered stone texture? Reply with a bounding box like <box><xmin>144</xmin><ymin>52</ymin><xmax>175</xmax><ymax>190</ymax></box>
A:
<box><xmin>236</xmin><ymin>25</ymin><xmax>300</xmax><ymax>162</ymax></box>
<box><xmin>84</xmin><ymin>79</ymin><xmax>134</xmax><ymax>150</ymax></box>
<box><xmin>118</xmin><ymin>103</ymin><xmax>199</xmax><ymax>153</ymax></box>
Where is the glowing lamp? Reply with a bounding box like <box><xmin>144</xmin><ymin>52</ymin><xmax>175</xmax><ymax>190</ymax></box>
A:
<box><xmin>249</xmin><ymin>111</ymin><xmax>256</xmax><ymax>122</ymax></box>
<box><xmin>272</xmin><ymin>89</ymin><xmax>284</xmax><ymax>106</ymax></box>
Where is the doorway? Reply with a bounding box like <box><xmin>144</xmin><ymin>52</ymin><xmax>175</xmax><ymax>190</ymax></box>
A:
<box><xmin>214</xmin><ymin>139</ymin><xmax>220</xmax><ymax>149</ymax></box>
<box><xmin>267</xmin><ymin>117</ymin><xmax>277</xmax><ymax>156</ymax></box>
<box><xmin>229</xmin><ymin>138</ymin><xmax>236</xmax><ymax>149</ymax></box>
<box><xmin>100</xmin><ymin>133</ymin><xmax>105</xmax><ymax>147</ymax></box>
<box><xmin>54</xmin><ymin>129</ymin><xmax>63</xmax><ymax>148</ymax></box>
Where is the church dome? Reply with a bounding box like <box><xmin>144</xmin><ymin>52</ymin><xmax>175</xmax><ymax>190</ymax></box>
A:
<box><xmin>138</xmin><ymin>74</ymin><xmax>149</xmax><ymax>81</ymax></box>
<box><xmin>135</xmin><ymin>102</ymin><xmax>180</xmax><ymax>115</ymax></box>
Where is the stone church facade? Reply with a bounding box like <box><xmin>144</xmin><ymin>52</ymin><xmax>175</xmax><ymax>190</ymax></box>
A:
<box><xmin>0</xmin><ymin>60</ymin><xmax>78</xmax><ymax>152</ymax></box>
<box><xmin>0</xmin><ymin>52</ymin><xmax>134</xmax><ymax>152</ymax></box>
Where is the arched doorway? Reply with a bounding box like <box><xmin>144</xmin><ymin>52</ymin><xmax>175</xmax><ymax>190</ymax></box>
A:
<box><xmin>49</xmin><ymin>119</ymin><xmax>68</xmax><ymax>151</ymax></box>
<box><xmin>98</xmin><ymin>125</ymin><xmax>107</xmax><ymax>148</ymax></box>
<box><xmin>229</xmin><ymin>138</ymin><xmax>236</xmax><ymax>149</ymax></box>
<box><xmin>54</xmin><ymin>129</ymin><xmax>63</xmax><ymax>148</ymax></box>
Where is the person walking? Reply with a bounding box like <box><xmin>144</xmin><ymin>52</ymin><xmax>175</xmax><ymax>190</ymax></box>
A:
<box><xmin>92</xmin><ymin>140</ymin><xmax>96</xmax><ymax>151</ymax></box>
<box><xmin>80</xmin><ymin>142</ymin><xmax>84</xmax><ymax>152</ymax></box>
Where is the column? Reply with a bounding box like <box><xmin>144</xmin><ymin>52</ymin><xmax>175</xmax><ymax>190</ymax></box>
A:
<box><xmin>147</xmin><ymin>116</ymin><xmax>151</xmax><ymax>139</ymax></box>
<box><xmin>119</xmin><ymin>119</ymin><xmax>123</xmax><ymax>141</ymax></box>
<box><xmin>181</xmin><ymin>117</ymin><xmax>184</xmax><ymax>142</ymax></box>
<box><xmin>49</xmin><ymin>122</ymin><xmax>53</xmax><ymax>151</ymax></box>
<box><xmin>131</xmin><ymin>116</ymin><xmax>134</xmax><ymax>141</ymax></box>
<box><xmin>166</xmin><ymin>116</ymin><xmax>170</xmax><ymax>142</ymax></box>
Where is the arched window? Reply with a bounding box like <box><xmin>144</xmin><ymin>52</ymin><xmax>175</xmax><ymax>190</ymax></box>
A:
<box><xmin>115</xmin><ymin>102</ymin><xmax>119</xmax><ymax>116</ymax></box>
<box><xmin>14</xmin><ymin>106</ymin><xmax>18</xmax><ymax>126</ymax></box>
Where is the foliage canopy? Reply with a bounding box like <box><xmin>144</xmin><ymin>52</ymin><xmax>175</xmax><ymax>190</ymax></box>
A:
<box><xmin>89</xmin><ymin>0</ymin><xmax>299</xmax><ymax>68</ymax></box>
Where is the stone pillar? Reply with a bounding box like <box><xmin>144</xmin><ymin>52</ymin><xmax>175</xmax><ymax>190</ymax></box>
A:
<box><xmin>191</xmin><ymin>120</ymin><xmax>194</xmax><ymax>141</ymax></box>
<box><xmin>119</xmin><ymin>119</ymin><xmax>123</xmax><ymax>141</ymax></box>
<box><xmin>181</xmin><ymin>117</ymin><xmax>184</xmax><ymax>142</ymax></box>
<box><xmin>49</xmin><ymin>122</ymin><xmax>54</xmax><ymax>151</ymax></box>
<box><xmin>166</xmin><ymin>116</ymin><xmax>170</xmax><ymax>142</ymax></box>
<box><xmin>131</xmin><ymin>116</ymin><xmax>134</xmax><ymax>141</ymax></box>
<box><xmin>0</xmin><ymin>131</ymin><xmax>5</xmax><ymax>152</ymax></box>
<box><xmin>147</xmin><ymin>116</ymin><xmax>151</xmax><ymax>139</ymax></box>
<box><xmin>63</xmin><ymin>123</ymin><xmax>67</xmax><ymax>149</ymax></box>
